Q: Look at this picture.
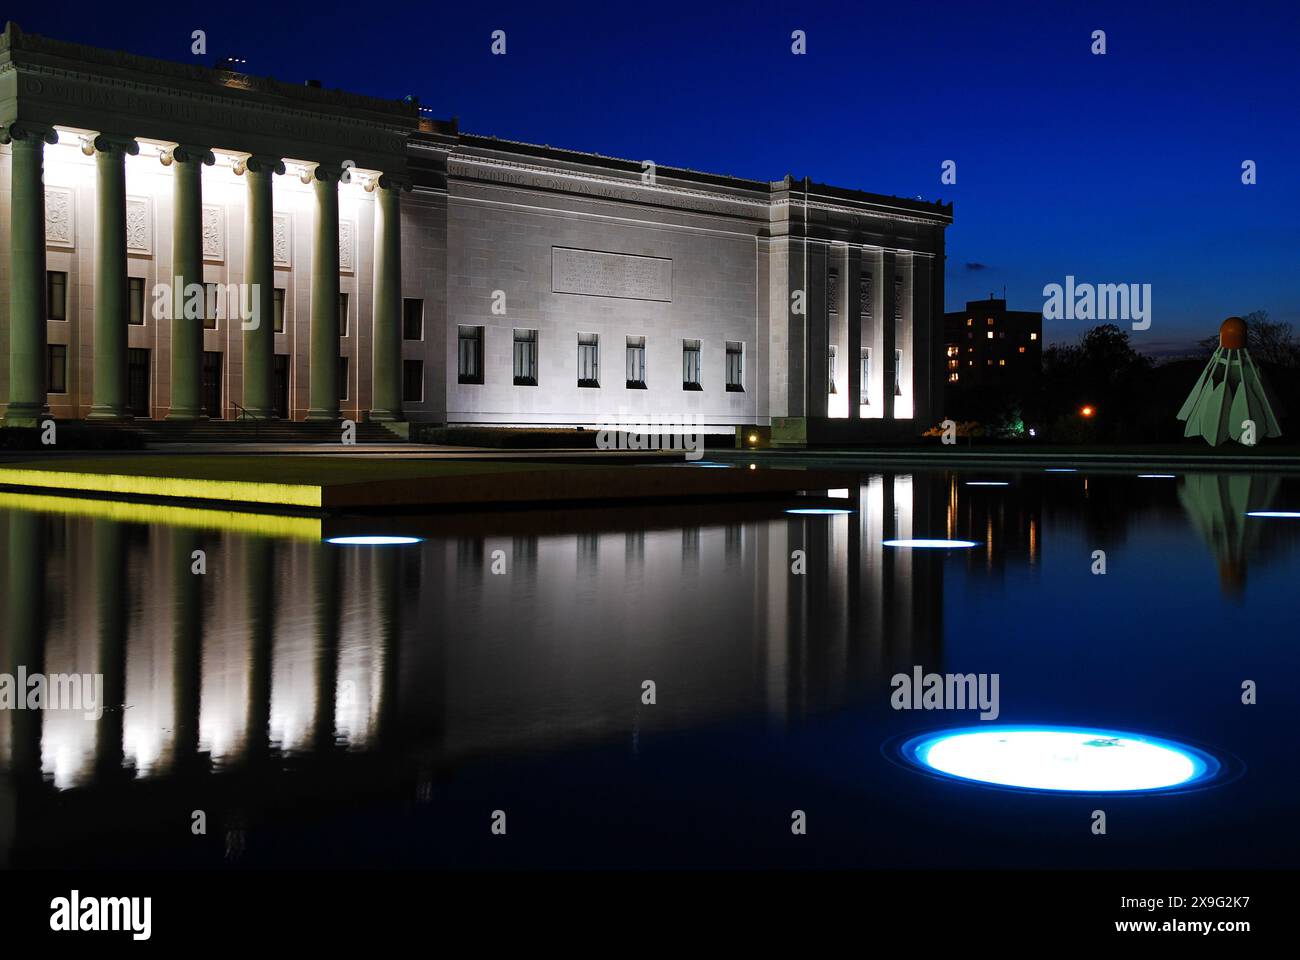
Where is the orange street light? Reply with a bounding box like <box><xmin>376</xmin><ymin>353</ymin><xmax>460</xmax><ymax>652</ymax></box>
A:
<box><xmin>1080</xmin><ymin>405</ymin><xmax>1095</xmax><ymax>418</ymax></box>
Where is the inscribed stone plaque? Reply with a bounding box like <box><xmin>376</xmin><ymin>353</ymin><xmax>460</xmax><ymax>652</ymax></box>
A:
<box><xmin>552</xmin><ymin>247</ymin><xmax>672</xmax><ymax>302</ymax></box>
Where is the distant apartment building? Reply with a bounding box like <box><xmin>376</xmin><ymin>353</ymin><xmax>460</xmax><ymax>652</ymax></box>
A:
<box><xmin>942</xmin><ymin>297</ymin><xmax>1041</xmax><ymax>387</ymax></box>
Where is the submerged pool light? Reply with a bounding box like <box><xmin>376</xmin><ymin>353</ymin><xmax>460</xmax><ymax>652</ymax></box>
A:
<box><xmin>965</xmin><ymin>481</ymin><xmax>1010</xmax><ymax>487</ymax></box>
<box><xmin>1246</xmin><ymin>511</ymin><xmax>1300</xmax><ymax>519</ymax></box>
<box><xmin>882</xmin><ymin>538</ymin><xmax>979</xmax><ymax>548</ymax></box>
<box><xmin>325</xmin><ymin>535</ymin><xmax>424</xmax><ymax>546</ymax></box>
<box><xmin>900</xmin><ymin>726</ymin><xmax>1220</xmax><ymax>793</ymax></box>
<box><xmin>785</xmin><ymin>507</ymin><xmax>853</xmax><ymax>516</ymax></box>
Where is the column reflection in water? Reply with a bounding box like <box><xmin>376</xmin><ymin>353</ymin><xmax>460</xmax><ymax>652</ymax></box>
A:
<box><xmin>0</xmin><ymin>474</ymin><xmax>946</xmax><ymax>816</ymax></box>
<box><xmin>93</xmin><ymin>519</ymin><xmax>128</xmax><ymax>783</ymax></box>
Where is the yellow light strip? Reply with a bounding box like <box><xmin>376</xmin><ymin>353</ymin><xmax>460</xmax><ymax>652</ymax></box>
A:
<box><xmin>0</xmin><ymin>467</ymin><xmax>322</xmax><ymax>507</ymax></box>
<box><xmin>0</xmin><ymin>492</ymin><xmax>322</xmax><ymax>541</ymax></box>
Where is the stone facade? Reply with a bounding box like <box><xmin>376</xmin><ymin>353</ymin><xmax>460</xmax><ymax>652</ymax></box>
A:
<box><xmin>0</xmin><ymin>24</ymin><xmax>951</xmax><ymax>437</ymax></box>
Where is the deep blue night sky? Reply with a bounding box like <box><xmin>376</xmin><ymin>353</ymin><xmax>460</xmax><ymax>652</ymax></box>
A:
<box><xmin>13</xmin><ymin>0</ymin><xmax>1299</xmax><ymax>352</ymax></box>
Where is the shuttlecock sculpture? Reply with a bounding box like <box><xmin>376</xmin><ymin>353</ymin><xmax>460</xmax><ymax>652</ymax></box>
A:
<box><xmin>1176</xmin><ymin>317</ymin><xmax>1282</xmax><ymax>446</ymax></box>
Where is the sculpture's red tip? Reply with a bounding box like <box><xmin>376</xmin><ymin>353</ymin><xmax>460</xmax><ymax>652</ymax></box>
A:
<box><xmin>1220</xmin><ymin>316</ymin><xmax>1247</xmax><ymax>350</ymax></box>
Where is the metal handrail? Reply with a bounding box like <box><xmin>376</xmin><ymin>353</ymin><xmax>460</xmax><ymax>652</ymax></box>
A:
<box><xmin>230</xmin><ymin>401</ymin><xmax>264</xmax><ymax>438</ymax></box>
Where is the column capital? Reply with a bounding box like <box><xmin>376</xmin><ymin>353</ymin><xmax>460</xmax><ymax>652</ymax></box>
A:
<box><xmin>163</xmin><ymin>144</ymin><xmax>216</xmax><ymax>166</ymax></box>
<box><xmin>373</xmin><ymin>173</ymin><xmax>413</xmax><ymax>192</ymax></box>
<box><xmin>92</xmin><ymin>133</ymin><xmax>141</xmax><ymax>156</ymax></box>
<box><xmin>303</xmin><ymin>162</ymin><xmax>343</xmax><ymax>185</ymax></box>
<box><xmin>233</xmin><ymin>154</ymin><xmax>286</xmax><ymax>176</ymax></box>
<box><xmin>1</xmin><ymin>121</ymin><xmax>57</xmax><ymax>145</ymax></box>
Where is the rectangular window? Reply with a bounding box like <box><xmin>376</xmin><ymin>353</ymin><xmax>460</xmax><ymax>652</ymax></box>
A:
<box><xmin>725</xmin><ymin>341</ymin><xmax>744</xmax><ymax>392</ymax></box>
<box><xmin>339</xmin><ymin>292</ymin><xmax>350</xmax><ymax>337</ymax></box>
<box><xmin>682</xmin><ymin>339</ymin><xmax>702</xmax><ymax>390</ymax></box>
<box><xmin>577</xmin><ymin>333</ymin><xmax>599</xmax><ymax>387</ymax></box>
<box><xmin>403</xmin><ymin>359</ymin><xmax>424</xmax><ymax>402</ymax></box>
<box><xmin>203</xmin><ymin>282</ymin><xmax>220</xmax><ymax>330</ymax></box>
<box><xmin>458</xmin><ymin>325</ymin><xmax>484</xmax><ymax>384</ymax></box>
<box><xmin>860</xmin><ymin>347</ymin><xmax>871</xmax><ymax>406</ymax></box>
<box><xmin>626</xmin><ymin>336</ymin><xmax>646</xmax><ymax>389</ymax></box>
<box><xmin>513</xmin><ymin>329</ymin><xmax>538</xmax><ymax>386</ymax></box>
<box><xmin>47</xmin><ymin>271</ymin><xmax>67</xmax><ymax>321</ymax></box>
<box><xmin>828</xmin><ymin>268</ymin><xmax>839</xmax><ymax>315</ymax></box>
<box><xmin>273</xmin><ymin>287</ymin><xmax>286</xmax><ymax>333</ymax></box>
<box><xmin>828</xmin><ymin>344</ymin><xmax>838</xmax><ymax>394</ymax></box>
<box><xmin>1030</xmin><ymin>332</ymin><xmax>1038</xmax><ymax>341</ymax></box>
<box><xmin>403</xmin><ymin>298</ymin><xmax>424</xmax><ymax>341</ymax></box>
<box><xmin>894</xmin><ymin>276</ymin><xmax>903</xmax><ymax>322</ymax></box>
<box><xmin>129</xmin><ymin>277</ymin><xmax>146</xmax><ymax>326</ymax></box>
<box><xmin>47</xmin><ymin>344</ymin><xmax>67</xmax><ymax>394</ymax></box>
<box><xmin>338</xmin><ymin>356</ymin><xmax>350</xmax><ymax>401</ymax></box>
<box><xmin>987</xmin><ymin>331</ymin><xmax>994</xmax><ymax>340</ymax></box>
<box><xmin>894</xmin><ymin>348</ymin><xmax>903</xmax><ymax>396</ymax></box>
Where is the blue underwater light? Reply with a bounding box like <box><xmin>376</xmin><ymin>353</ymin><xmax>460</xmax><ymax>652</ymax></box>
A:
<box><xmin>883</xmin><ymin>539</ymin><xmax>979</xmax><ymax>548</ymax></box>
<box><xmin>325</xmin><ymin>535</ymin><xmax>424</xmax><ymax>546</ymax></box>
<box><xmin>899</xmin><ymin>726</ymin><xmax>1222</xmax><ymax>793</ymax></box>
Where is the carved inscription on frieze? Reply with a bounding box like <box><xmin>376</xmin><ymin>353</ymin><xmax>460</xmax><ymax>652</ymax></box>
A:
<box><xmin>551</xmin><ymin>247</ymin><xmax>672</xmax><ymax>302</ymax></box>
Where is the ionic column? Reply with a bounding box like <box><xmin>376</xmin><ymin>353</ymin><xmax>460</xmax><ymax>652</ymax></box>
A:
<box><xmin>369</xmin><ymin>176</ymin><xmax>405</xmax><ymax>421</ymax></box>
<box><xmin>910</xmin><ymin>255</ymin><xmax>933</xmax><ymax>426</ymax></box>
<box><xmin>165</xmin><ymin>145</ymin><xmax>215</xmax><ymax>420</ymax></box>
<box><xmin>306</xmin><ymin>165</ymin><xmax>341</xmax><ymax>420</ymax></box>
<box><xmin>88</xmin><ymin>134</ymin><xmax>140</xmax><ymax>420</ymax></box>
<box><xmin>880</xmin><ymin>250</ymin><xmax>897</xmax><ymax>420</ymax></box>
<box><xmin>236</xmin><ymin>155</ymin><xmax>284</xmax><ymax>418</ymax></box>
<box><xmin>2</xmin><ymin>122</ymin><xmax>57</xmax><ymax>428</ymax></box>
<box><xmin>846</xmin><ymin>246</ymin><xmax>863</xmax><ymax>419</ymax></box>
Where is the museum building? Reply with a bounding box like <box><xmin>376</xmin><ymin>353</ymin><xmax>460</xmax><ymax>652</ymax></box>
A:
<box><xmin>0</xmin><ymin>24</ymin><xmax>952</xmax><ymax>439</ymax></box>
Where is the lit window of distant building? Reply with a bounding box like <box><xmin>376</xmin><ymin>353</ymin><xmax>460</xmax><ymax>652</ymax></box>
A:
<box><xmin>1030</xmin><ymin>332</ymin><xmax>1038</xmax><ymax>340</ymax></box>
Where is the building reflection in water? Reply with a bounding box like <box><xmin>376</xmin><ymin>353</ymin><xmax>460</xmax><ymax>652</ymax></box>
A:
<box><xmin>0</xmin><ymin>473</ymin><xmax>953</xmax><ymax>864</ymax></box>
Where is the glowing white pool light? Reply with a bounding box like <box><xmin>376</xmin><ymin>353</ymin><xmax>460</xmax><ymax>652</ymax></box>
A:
<box><xmin>1246</xmin><ymin>511</ymin><xmax>1300</xmax><ymax>519</ymax></box>
<box><xmin>965</xmin><ymin>481</ymin><xmax>1009</xmax><ymax>487</ymax></box>
<box><xmin>325</xmin><ymin>536</ymin><xmax>424</xmax><ymax>546</ymax></box>
<box><xmin>883</xmin><ymin>538</ymin><xmax>979</xmax><ymax>548</ymax></box>
<box><xmin>786</xmin><ymin>507</ymin><xmax>853</xmax><ymax>516</ymax></box>
<box><xmin>1044</xmin><ymin>468</ymin><xmax>1077</xmax><ymax>473</ymax></box>
<box><xmin>1138</xmin><ymin>474</ymin><xmax>1177</xmax><ymax>479</ymax></box>
<box><xmin>902</xmin><ymin>726</ymin><xmax>1218</xmax><ymax>793</ymax></box>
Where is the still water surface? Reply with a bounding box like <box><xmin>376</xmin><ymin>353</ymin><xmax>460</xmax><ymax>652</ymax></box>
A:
<box><xmin>0</xmin><ymin>466</ymin><xmax>1296</xmax><ymax>869</ymax></box>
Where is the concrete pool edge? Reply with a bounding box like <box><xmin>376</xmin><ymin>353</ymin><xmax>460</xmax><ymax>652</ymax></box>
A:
<box><xmin>0</xmin><ymin>462</ymin><xmax>853</xmax><ymax>510</ymax></box>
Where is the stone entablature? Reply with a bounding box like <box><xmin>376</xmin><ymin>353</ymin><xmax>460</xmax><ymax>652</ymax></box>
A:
<box><xmin>0</xmin><ymin>24</ymin><xmax>416</xmax><ymax>175</ymax></box>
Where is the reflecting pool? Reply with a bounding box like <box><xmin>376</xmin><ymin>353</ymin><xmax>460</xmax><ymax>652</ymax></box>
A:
<box><xmin>0</xmin><ymin>466</ymin><xmax>1297</xmax><ymax>869</ymax></box>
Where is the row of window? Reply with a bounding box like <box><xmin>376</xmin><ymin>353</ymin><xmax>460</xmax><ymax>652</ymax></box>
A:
<box><xmin>43</xmin><ymin>272</ymin><xmax>428</xmax><ymax>340</ymax></box>
<box><xmin>45</xmin><ymin>344</ymin><xmax>428</xmax><ymax>406</ymax></box>
<box><xmin>825</xmin><ymin>347</ymin><xmax>904</xmax><ymax>406</ymax></box>
<box><xmin>458</xmin><ymin>327</ymin><xmax>748</xmax><ymax>392</ymax></box>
